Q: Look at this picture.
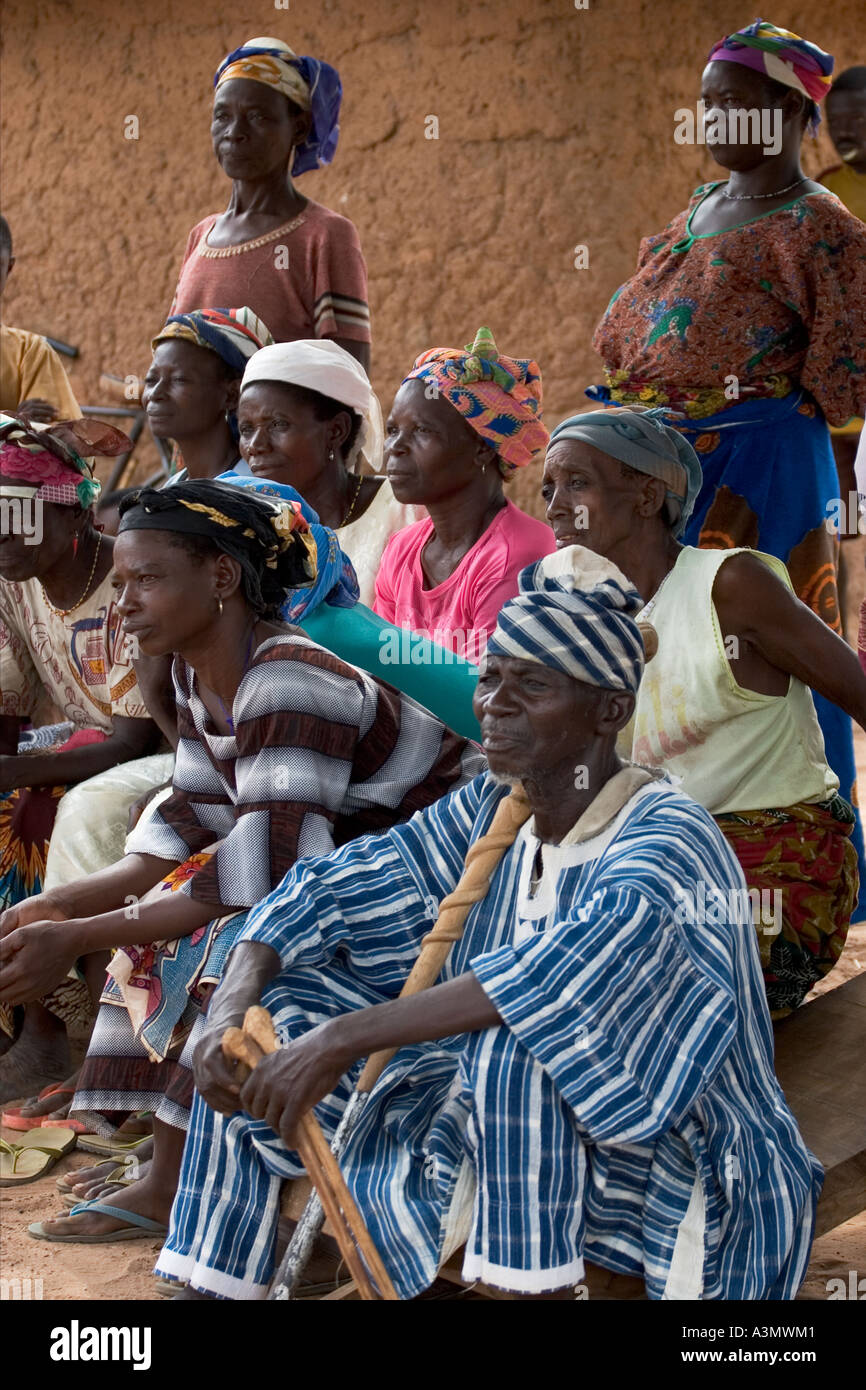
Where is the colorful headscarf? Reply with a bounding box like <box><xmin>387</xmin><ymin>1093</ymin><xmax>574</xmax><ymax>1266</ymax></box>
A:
<box><xmin>402</xmin><ymin>327</ymin><xmax>549</xmax><ymax>477</ymax></box>
<box><xmin>707</xmin><ymin>20</ymin><xmax>834</xmax><ymax>131</ymax></box>
<box><xmin>152</xmin><ymin>307</ymin><xmax>274</xmax><ymax>376</ymax></box>
<box><xmin>0</xmin><ymin>415</ymin><xmax>131</xmax><ymax>508</ymax></box>
<box><xmin>241</xmin><ymin>339</ymin><xmax>383</xmax><ymax>472</ymax></box>
<box><xmin>118</xmin><ymin>479</ymin><xmax>311</xmax><ymax>568</ymax></box>
<box><xmin>548</xmin><ymin>408</ymin><xmax>702</xmax><ymax>537</ymax></box>
<box><xmin>488</xmin><ymin>546</ymin><xmax>648</xmax><ymax>693</ymax></box>
<box><xmin>117</xmin><ymin>480</ymin><xmax>317</xmax><ymax>620</ymax></box>
<box><xmin>214</xmin><ymin>36</ymin><xmax>342</xmax><ymax>175</ymax></box>
<box><xmin>218</xmin><ymin>469</ymin><xmax>359</xmax><ymax>621</ymax></box>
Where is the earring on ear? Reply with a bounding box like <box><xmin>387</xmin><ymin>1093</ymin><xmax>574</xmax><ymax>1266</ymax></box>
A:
<box><xmin>217</xmin><ymin>597</ymin><xmax>224</xmax><ymax>616</ymax></box>
<box><xmin>328</xmin><ymin>450</ymin><xmax>335</xmax><ymax>462</ymax></box>
<box><xmin>72</xmin><ymin>533</ymin><xmax>80</xmax><ymax>559</ymax></box>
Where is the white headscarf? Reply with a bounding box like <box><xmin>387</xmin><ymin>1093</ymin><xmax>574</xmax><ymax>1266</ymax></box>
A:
<box><xmin>241</xmin><ymin>340</ymin><xmax>384</xmax><ymax>472</ymax></box>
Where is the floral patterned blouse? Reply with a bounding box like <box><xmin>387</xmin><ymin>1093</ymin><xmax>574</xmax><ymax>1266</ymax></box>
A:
<box><xmin>592</xmin><ymin>185</ymin><xmax>866</xmax><ymax>422</ymax></box>
<box><xmin>0</xmin><ymin>572</ymin><xmax>149</xmax><ymax>728</ymax></box>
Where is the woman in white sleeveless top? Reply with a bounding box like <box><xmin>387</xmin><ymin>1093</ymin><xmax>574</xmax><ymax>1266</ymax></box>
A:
<box><xmin>542</xmin><ymin>407</ymin><xmax>866</xmax><ymax>1017</ymax></box>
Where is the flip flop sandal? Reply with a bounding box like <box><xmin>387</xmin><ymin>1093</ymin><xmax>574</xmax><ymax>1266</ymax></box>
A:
<box><xmin>28</xmin><ymin>1200</ymin><xmax>169</xmax><ymax>1244</ymax></box>
<box><xmin>76</xmin><ymin>1131</ymin><xmax>153</xmax><ymax>1157</ymax></box>
<box><xmin>41</xmin><ymin>1118</ymin><xmax>87</xmax><ymax>1133</ymax></box>
<box><xmin>2</xmin><ymin>1084</ymin><xmax>75</xmax><ymax>1132</ymax></box>
<box><xmin>154</xmin><ymin>1278</ymin><xmax>187</xmax><ymax>1298</ymax></box>
<box><xmin>59</xmin><ymin>1160</ymin><xmax>138</xmax><ymax>1207</ymax></box>
<box><xmin>0</xmin><ymin>1128</ymin><xmax>78</xmax><ymax>1187</ymax></box>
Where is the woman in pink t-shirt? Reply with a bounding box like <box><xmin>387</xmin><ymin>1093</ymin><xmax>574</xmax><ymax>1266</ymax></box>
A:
<box><xmin>170</xmin><ymin>37</ymin><xmax>370</xmax><ymax>370</ymax></box>
<box><xmin>374</xmin><ymin>328</ymin><xmax>555</xmax><ymax>662</ymax></box>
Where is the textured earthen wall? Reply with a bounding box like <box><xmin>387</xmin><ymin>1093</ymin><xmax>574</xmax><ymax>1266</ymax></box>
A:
<box><xmin>1</xmin><ymin>0</ymin><xmax>861</xmax><ymax>515</ymax></box>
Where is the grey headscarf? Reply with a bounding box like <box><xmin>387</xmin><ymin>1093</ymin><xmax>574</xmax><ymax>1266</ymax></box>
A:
<box><xmin>548</xmin><ymin>408</ymin><xmax>702</xmax><ymax>536</ymax></box>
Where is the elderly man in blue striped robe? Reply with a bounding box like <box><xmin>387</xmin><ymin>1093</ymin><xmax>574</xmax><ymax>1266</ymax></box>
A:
<box><xmin>157</xmin><ymin>546</ymin><xmax>821</xmax><ymax>1300</ymax></box>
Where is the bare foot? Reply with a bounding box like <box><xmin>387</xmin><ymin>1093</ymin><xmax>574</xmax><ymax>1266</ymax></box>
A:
<box><xmin>0</xmin><ymin>1038</ymin><xmax>71</xmax><ymax>1105</ymax></box>
<box><xmin>60</xmin><ymin>1159</ymin><xmax>117</xmax><ymax>1191</ymax></box>
<box><xmin>114</xmin><ymin>1112</ymin><xmax>154</xmax><ymax>1137</ymax></box>
<box><xmin>34</xmin><ymin>1170</ymin><xmax>172</xmax><ymax>1240</ymax></box>
<box><xmin>61</xmin><ymin>1145</ymin><xmax>154</xmax><ymax>1196</ymax></box>
<box><xmin>73</xmin><ymin>1159</ymin><xmax>153</xmax><ymax>1203</ymax></box>
<box><xmin>15</xmin><ymin>1071</ymin><xmax>79</xmax><ymax>1120</ymax></box>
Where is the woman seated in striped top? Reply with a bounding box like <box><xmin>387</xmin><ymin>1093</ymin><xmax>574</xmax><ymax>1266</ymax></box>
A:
<box><xmin>0</xmin><ymin>480</ymin><xmax>483</xmax><ymax>1244</ymax></box>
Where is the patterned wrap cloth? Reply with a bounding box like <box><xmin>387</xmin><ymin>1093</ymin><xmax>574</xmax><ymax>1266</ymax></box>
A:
<box><xmin>0</xmin><ymin>414</ymin><xmax>131</xmax><ymax>508</ymax></box>
<box><xmin>548</xmin><ymin>408</ymin><xmax>703</xmax><ymax>537</ymax></box>
<box><xmin>0</xmin><ymin>420</ymin><xmax>137</xmax><ymax>1036</ymax></box>
<box><xmin>214</xmin><ymin>35</ymin><xmax>342</xmax><ymax>176</ymax></box>
<box><xmin>707</xmin><ymin>19</ymin><xmax>834</xmax><ymax>131</ymax></box>
<box><xmin>403</xmin><ymin>327</ymin><xmax>549</xmax><ymax>477</ymax></box>
<box><xmin>487</xmin><ymin>545</ymin><xmax>647</xmax><ymax>692</ymax></box>
<box><xmin>217</xmin><ymin>470</ymin><xmax>360</xmax><ymax>618</ymax></box>
<box><xmin>152</xmin><ymin>307</ymin><xmax>274</xmax><ymax>376</ymax></box>
<box><xmin>118</xmin><ymin>478</ymin><xmax>317</xmax><ymax>582</ymax></box>
<box><xmin>716</xmin><ymin>796</ymin><xmax>858</xmax><ymax>1018</ymax></box>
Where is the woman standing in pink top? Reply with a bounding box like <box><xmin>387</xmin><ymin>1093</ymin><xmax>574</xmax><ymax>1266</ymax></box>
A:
<box><xmin>374</xmin><ymin>328</ymin><xmax>555</xmax><ymax>662</ymax></box>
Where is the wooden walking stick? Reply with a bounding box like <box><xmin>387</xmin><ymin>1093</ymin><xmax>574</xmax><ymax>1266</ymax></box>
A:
<box><xmin>269</xmin><ymin>785</ymin><xmax>532</xmax><ymax>1300</ymax></box>
<box><xmin>222</xmin><ymin>1006</ymin><xmax>399</xmax><ymax>1301</ymax></box>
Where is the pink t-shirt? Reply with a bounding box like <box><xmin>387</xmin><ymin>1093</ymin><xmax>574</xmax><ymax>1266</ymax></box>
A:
<box><xmin>374</xmin><ymin>499</ymin><xmax>556</xmax><ymax>663</ymax></box>
<box><xmin>171</xmin><ymin>200</ymin><xmax>370</xmax><ymax>344</ymax></box>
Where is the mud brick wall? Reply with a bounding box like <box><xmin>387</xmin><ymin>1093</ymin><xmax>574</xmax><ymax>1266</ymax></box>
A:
<box><xmin>2</xmin><ymin>0</ymin><xmax>861</xmax><ymax>516</ymax></box>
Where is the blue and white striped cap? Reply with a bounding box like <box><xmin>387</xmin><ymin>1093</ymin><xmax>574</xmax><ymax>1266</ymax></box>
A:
<box><xmin>487</xmin><ymin>545</ymin><xmax>647</xmax><ymax>693</ymax></box>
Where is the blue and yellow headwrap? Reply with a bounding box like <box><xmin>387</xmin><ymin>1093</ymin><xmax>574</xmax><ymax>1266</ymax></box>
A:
<box><xmin>214</xmin><ymin>36</ymin><xmax>342</xmax><ymax>175</ymax></box>
<box><xmin>218</xmin><ymin>470</ymin><xmax>359</xmax><ymax>621</ymax></box>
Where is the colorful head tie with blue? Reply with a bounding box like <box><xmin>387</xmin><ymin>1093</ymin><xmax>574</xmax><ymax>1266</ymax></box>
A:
<box><xmin>549</xmin><ymin>408</ymin><xmax>702</xmax><ymax>537</ymax></box>
<box><xmin>218</xmin><ymin>470</ymin><xmax>359</xmax><ymax>622</ymax></box>
<box><xmin>403</xmin><ymin>327</ymin><xmax>549</xmax><ymax>477</ymax></box>
<box><xmin>707</xmin><ymin>19</ymin><xmax>834</xmax><ymax>133</ymax></box>
<box><xmin>153</xmin><ymin>307</ymin><xmax>274</xmax><ymax>377</ymax></box>
<box><xmin>214</xmin><ymin>36</ymin><xmax>342</xmax><ymax>174</ymax></box>
<box><xmin>487</xmin><ymin>546</ymin><xmax>649</xmax><ymax>694</ymax></box>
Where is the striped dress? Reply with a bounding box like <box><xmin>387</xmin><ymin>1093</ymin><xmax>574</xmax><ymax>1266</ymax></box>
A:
<box><xmin>158</xmin><ymin>772</ymin><xmax>821</xmax><ymax>1300</ymax></box>
<box><xmin>71</xmin><ymin>632</ymin><xmax>484</xmax><ymax>1131</ymax></box>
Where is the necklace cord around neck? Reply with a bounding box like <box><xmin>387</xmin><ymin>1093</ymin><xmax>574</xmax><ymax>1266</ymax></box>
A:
<box><xmin>41</xmin><ymin>531</ymin><xmax>103</xmax><ymax>619</ymax></box>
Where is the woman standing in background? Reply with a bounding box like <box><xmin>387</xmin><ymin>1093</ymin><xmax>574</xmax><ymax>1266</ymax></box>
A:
<box><xmin>171</xmin><ymin>37</ymin><xmax>371</xmax><ymax>370</ymax></box>
<box><xmin>590</xmin><ymin>20</ymin><xmax>866</xmax><ymax>909</ymax></box>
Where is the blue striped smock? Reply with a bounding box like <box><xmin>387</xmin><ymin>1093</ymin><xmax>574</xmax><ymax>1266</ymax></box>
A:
<box><xmin>158</xmin><ymin>772</ymin><xmax>821</xmax><ymax>1299</ymax></box>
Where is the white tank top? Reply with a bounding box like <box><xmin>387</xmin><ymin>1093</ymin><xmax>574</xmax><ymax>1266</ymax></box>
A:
<box><xmin>618</xmin><ymin>547</ymin><xmax>838</xmax><ymax>814</ymax></box>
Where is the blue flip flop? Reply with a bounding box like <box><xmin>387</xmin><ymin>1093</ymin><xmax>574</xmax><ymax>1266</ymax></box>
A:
<box><xmin>28</xmin><ymin>1200</ymin><xmax>168</xmax><ymax>1243</ymax></box>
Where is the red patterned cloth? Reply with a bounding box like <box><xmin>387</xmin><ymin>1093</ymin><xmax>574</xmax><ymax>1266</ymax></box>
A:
<box><xmin>593</xmin><ymin>186</ymin><xmax>866</xmax><ymax>425</ymax></box>
<box><xmin>716</xmin><ymin>797</ymin><xmax>858</xmax><ymax>1018</ymax></box>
